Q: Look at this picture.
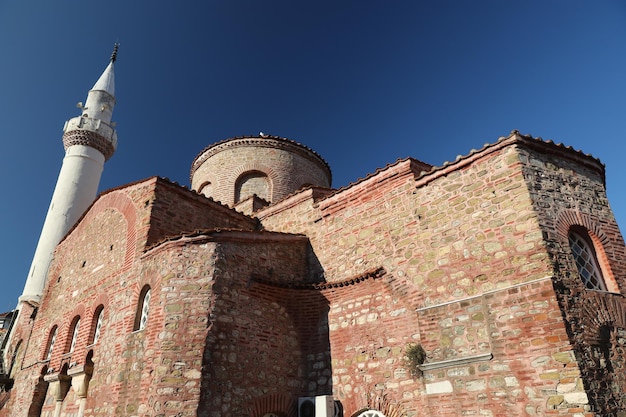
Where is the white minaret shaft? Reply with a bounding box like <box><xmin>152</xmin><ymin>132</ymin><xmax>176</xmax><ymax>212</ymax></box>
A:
<box><xmin>19</xmin><ymin>46</ymin><xmax>118</xmax><ymax>302</ymax></box>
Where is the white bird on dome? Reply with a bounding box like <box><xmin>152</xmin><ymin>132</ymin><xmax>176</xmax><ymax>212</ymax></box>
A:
<box><xmin>259</xmin><ymin>132</ymin><xmax>269</xmax><ymax>138</ymax></box>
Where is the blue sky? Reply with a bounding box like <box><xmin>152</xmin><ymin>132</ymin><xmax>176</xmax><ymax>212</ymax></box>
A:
<box><xmin>1</xmin><ymin>1</ymin><xmax>625</xmax><ymax>311</ymax></box>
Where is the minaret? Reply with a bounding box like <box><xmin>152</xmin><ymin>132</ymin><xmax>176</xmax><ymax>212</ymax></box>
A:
<box><xmin>19</xmin><ymin>45</ymin><xmax>119</xmax><ymax>302</ymax></box>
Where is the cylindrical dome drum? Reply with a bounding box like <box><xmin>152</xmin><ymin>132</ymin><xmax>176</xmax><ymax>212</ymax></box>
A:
<box><xmin>190</xmin><ymin>135</ymin><xmax>332</xmax><ymax>206</ymax></box>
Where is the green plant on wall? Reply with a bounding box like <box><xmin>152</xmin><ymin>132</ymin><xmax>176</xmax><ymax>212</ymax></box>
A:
<box><xmin>405</xmin><ymin>343</ymin><xmax>426</xmax><ymax>377</ymax></box>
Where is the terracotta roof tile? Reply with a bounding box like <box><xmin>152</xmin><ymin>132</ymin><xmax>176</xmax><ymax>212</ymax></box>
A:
<box><xmin>250</xmin><ymin>266</ymin><xmax>386</xmax><ymax>290</ymax></box>
<box><xmin>190</xmin><ymin>134</ymin><xmax>332</xmax><ymax>182</ymax></box>
<box><xmin>144</xmin><ymin>228</ymin><xmax>307</xmax><ymax>253</ymax></box>
<box><xmin>319</xmin><ymin>130</ymin><xmax>605</xmax><ymax>200</ymax></box>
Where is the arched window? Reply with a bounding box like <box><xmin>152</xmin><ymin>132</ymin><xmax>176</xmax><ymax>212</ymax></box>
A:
<box><xmin>91</xmin><ymin>306</ymin><xmax>104</xmax><ymax>344</ymax></box>
<box><xmin>44</xmin><ymin>326</ymin><xmax>57</xmax><ymax>360</ymax></box>
<box><xmin>357</xmin><ymin>410</ymin><xmax>387</xmax><ymax>417</ymax></box>
<box><xmin>67</xmin><ymin>317</ymin><xmax>81</xmax><ymax>353</ymax></box>
<box><xmin>199</xmin><ymin>181</ymin><xmax>213</xmax><ymax>198</ymax></box>
<box><xmin>134</xmin><ymin>286</ymin><xmax>151</xmax><ymax>331</ymax></box>
<box><xmin>235</xmin><ymin>171</ymin><xmax>269</xmax><ymax>203</ymax></box>
<box><xmin>569</xmin><ymin>227</ymin><xmax>607</xmax><ymax>291</ymax></box>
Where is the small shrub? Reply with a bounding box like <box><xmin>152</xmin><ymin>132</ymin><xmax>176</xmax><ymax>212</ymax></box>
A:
<box><xmin>405</xmin><ymin>343</ymin><xmax>426</xmax><ymax>377</ymax></box>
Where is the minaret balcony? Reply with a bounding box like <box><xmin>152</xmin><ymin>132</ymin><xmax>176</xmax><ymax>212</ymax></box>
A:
<box><xmin>62</xmin><ymin>116</ymin><xmax>117</xmax><ymax>160</ymax></box>
<box><xmin>63</xmin><ymin>116</ymin><xmax>117</xmax><ymax>148</ymax></box>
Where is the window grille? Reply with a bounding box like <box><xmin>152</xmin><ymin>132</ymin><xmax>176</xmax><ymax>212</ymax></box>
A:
<box><xmin>569</xmin><ymin>229</ymin><xmax>606</xmax><ymax>291</ymax></box>
<box><xmin>46</xmin><ymin>328</ymin><xmax>57</xmax><ymax>360</ymax></box>
<box><xmin>69</xmin><ymin>319</ymin><xmax>80</xmax><ymax>352</ymax></box>
<box><xmin>137</xmin><ymin>288</ymin><xmax>151</xmax><ymax>331</ymax></box>
<box><xmin>93</xmin><ymin>309</ymin><xmax>104</xmax><ymax>343</ymax></box>
<box><xmin>357</xmin><ymin>410</ymin><xmax>386</xmax><ymax>417</ymax></box>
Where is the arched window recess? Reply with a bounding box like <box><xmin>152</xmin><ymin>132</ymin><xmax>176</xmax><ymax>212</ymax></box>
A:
<box><xmin>356</xmin><ymin>410</ymin><xmax>387</xmax><ymax>417</ymax></box>
<box><xmin>44</xmin><ymin>326</ymin><xmax>58</xmax><ymax>361</ymax></box>
<box><xmin>235</xmin><ymin>171</ymin><xmax>270</xmax><ymax>203</ymax></box>
<box><xmin>67</xmin><ymin>316</ymin><xmax>81</xmax><ymax>353</ymax></box>
<box><xmin>568</xmin><ymin>226</ymin><xmax>610</xmax><ymax>291</ymax></box>
<box><xmin>90</xmin><ymin>306</ymin><xmax>104</xmax><ymax>345</ymax></box>
<box><xmin>133</xmin><ymin>285</ymin><xmax>151</xmax><ymax>331</ymax></box>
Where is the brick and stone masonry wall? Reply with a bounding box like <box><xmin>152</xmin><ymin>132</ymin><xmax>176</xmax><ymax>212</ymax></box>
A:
<box><xmin>196</xmin><ymin>233</ymin><xmax>328</xmax><ymax>417</ymax></box>
<box><xmin>3</xmin><ymin>135</ymin><xmax>619</xmax><ymax>417</ymax></box>
<box><xmin>0</xmin><ymin>188</ymin><xmax>139</xmax><ymax>417</ymax></box>
<box><xmin>105</xmin><ymin>230</ymin><xmax>325</xmax><ymax>417</ymax></box>
<box><xmin>0</xmin><ymin>179</ymin><xmax>256</xmax><ymax>417</ymax></box>
<box><xmin>416</xmin><ymin>278</ymin><xmax>580</xmax><ymax>416</ymax></box>
<box><xmin>108</xmin><ymin>239</ymin><xmax>218</xmax><ymax>417</ymax></box>
<box><xmin>0</xmin><ymin>302</ymin><xmax>38</xmax><ymax>417</ymax></box>
<box><xmin>4</xmin><ymin>183</ymin><xmax>155</xmax><ymax>417</ymax></box>
<box><xmin>518</xmin><ymin>140</ymin><xmax>626</xmax><ymax>415</ymax></box>
<box><xmin>261</xmin><ymin>145</ymin><xmax>553</xmax><ymax>299</ymax></box>
<box><xmin>146</xmin><ymin>177</ymin><xmax>258</xmax><ymax>246</ymax></box>
<box><xmin>258</xmin><ymin>138</ymin><xmax>593</xmax><ymax>415</ymax></box>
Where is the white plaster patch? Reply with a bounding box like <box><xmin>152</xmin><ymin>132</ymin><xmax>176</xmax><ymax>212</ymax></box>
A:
<box><xmin>425</xmin><ymin>380</ymin><xmax>453</xmax><ymax>394</ymax></box>
<box><xmin>183</xmin><ymin>369</ymin><xmax>201</xmax><ymax>379</ymax></box>
<box><xmin>556</xmin><ymin>382</ymin><xmax>576</xmax><ymax>393</ymax></box>
<box><xmin>564</xmin><ymin>392</ymin><xmax>589</xmax><ymax>404</ymax></box>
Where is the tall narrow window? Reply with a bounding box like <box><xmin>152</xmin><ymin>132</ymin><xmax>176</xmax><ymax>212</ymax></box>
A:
<box><xmin>569</xmin><ymin>227</ymin><xmax>607</xmax><ymax>291</ymax></box>
<box><xmin>134</xmin><ymin>286</ymin><xmax>151</xmax><ymax>331</ymax></box>
<box><xmin>68</xmin><ymin>317</ymin><xmax>80</xmax><ymax>353</ymax></box>
<box><xmin>92</xmin><ymin>307</ymin><xmax>104</xmax><ymax>344</ymax></box>
<box><xmin>45</xmin><ymin>326</ymin><xmax>57</xmax><ymax>360</ymax></box>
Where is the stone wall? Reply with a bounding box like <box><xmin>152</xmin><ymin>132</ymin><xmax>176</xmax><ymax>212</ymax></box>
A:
<box><xmin>0</xmin><ymin>302</ymin><xmax>37</xmax><ymax>417</ymax></box>
<box><xmin>260</xmin><ymin>142</ymin><xmax>553</xmax><ymax>296</ymax></box>
<box><xmin>1</xmin><ymin>180</ymin><xmax>267</xmax><ymax>417</ymax></box>
<box><xmin>108</xmin><ymin>238</ymin><xmax>218</xmax><ymax>417</ymax></box>
<box><xmin>0</xmin><ymin>186</ymin><xmax>142</xmax><ymax>416</ymax></box>
<box><xmin>258</xmin><ymin>137</ymin><xmax>595</xmax><ymax>415</ymax></box>
<box><xmin>417</xmin><ymin>278</ymin><xmax>580</xmax><ymax>416</ymax></box>
<box><xmin>518</xmin><ymin>140</ymin><xmax>626</xmax><ymax>415</ymax></box>
<box><xmin>11</xmin><ymin>183</ymin><xmax>153</xmax><ymax>416</ymax></box>
<box><xmin>197</xmin><ymin>233</ymin><xmax>326</xmax><ymax>417</ymax></box>
<box><xmin>146</xmin><ymin>177</ymin><xmax>259</xmax><ymax>247</ymax></box>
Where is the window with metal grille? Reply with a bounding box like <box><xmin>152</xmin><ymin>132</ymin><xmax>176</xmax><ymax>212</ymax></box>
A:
<box><xmin>134</xmin><ymin>286</ymin><xmax>151</xmax><ymax>331</ymax></box>
<box><xmin>45</xmin><ymin>327</ymin><xmax>57</xmax><ymax>360</ymax></box>
<box><xmin>93</xmin><ymin>307</ymin><xmax>104</xmax><ymax>344</ymax></box>
<box><xmin>357</xmin><ymin>410</ymin><xmax>386</xmax><ymax>417</ymax></box>
<box><xmin>69</xmin><ymin>318</ymin><xmax>80</xmax><ymax>352</ymax></box>
<box><xmin>569</xmin><ymin>228</ymin><xmax>607</xmax><ymax>291</ymax></box>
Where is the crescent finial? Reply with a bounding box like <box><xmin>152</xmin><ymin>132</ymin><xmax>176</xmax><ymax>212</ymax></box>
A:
<box><xmin>110</xmin><ymin>43</ymin><xmax>119</xmax><ymax>63</ymax></box>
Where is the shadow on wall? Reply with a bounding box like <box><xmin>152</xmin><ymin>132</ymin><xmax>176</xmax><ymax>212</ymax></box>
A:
<box><xmin>564</xmin><ymin>290</ymin><xmax>626</xmax><ymax>415</ymax></box>
<box><xmin>198</xmin><ymin>243</ymin><xmax>332</xmax><ymax>417</ymax></box>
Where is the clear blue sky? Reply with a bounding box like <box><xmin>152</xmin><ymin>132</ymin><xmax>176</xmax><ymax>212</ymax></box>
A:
<box><xmin>1</xmin><ymin>1</ymin><xmax>625</xmax><ymax>311</ymax></box>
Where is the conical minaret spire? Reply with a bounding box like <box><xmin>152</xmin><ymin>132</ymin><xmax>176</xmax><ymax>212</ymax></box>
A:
<box><xmin>19</xmin><ymin>46</ymin><xmax>119</xmax><ymax>302</ymax></box>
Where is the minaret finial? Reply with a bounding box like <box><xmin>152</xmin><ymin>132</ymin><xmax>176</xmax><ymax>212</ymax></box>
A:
<box><xmin>110</xmin><ymin>43</ymin><xmax>119</xmax><ymax>63</ymax></box>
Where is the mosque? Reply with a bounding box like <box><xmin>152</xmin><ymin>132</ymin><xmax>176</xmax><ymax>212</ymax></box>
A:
<box><xmin>1</xmin><ymin>48</ymin><xmax>626</xmax><ymax>417</ymax></box>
